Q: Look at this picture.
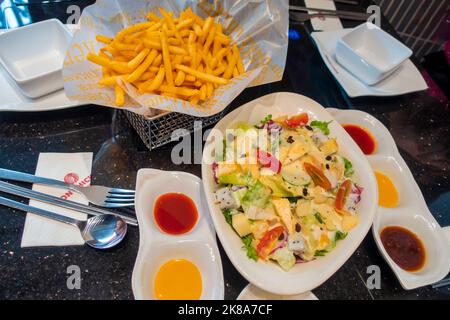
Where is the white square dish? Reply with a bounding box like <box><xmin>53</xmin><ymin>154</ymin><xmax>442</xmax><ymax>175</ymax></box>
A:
<box><xmin>336</xmin><ymin>22</ymin><xmax>412</xmax><ymax>85</ymax></box>
<box><xmin>0</xmin><ymin>19</ymin><xmax>71</xmax><ymax>98</ymax></box>
<box><xmin>311</xmin><ymin>29</ymin><xmax>427</xmax><ymax>97</ymax></box>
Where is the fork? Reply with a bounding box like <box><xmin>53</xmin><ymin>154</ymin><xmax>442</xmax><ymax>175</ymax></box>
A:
<box><xmin>0</xmin><ymin>168</ymin><xmax>134</xmax><ymax>208</ymax></box>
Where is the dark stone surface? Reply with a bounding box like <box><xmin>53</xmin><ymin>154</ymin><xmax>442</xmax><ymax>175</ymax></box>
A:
<box><xmin>0</xmin><ymin>1</ymin><xmax>449</xmax><ymax>300</ymax></box>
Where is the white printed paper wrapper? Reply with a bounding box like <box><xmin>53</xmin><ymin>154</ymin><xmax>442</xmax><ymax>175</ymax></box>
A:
<box><xmin>63</xmin><ymin>0</ymin><xmax>288</xmax><ymax>118</ymax></box>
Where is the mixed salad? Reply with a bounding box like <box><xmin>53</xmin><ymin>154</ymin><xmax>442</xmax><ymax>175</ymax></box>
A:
<box><xmin>213</xmin><ymin>113</ymin><xmax>363</xmax><ymax>271</ymax></box>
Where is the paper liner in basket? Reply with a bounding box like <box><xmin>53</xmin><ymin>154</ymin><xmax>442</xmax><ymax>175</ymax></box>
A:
<box><xmin>62</xmin><ymin>0</ymin><xmax>288</xmax><ymax>117</ymax></box>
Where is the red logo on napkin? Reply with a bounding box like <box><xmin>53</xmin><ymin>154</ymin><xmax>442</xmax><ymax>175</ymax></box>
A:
<box><xmin>64</xmin><ymin>173</ymin><xmax>79</xmax><ymax>184</ymax></box>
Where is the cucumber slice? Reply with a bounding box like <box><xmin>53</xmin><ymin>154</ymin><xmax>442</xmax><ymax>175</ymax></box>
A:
<box><xmin>281</xmin><ymin>160</ymin><xmax>311</xmax><ymax>186</ymax></box>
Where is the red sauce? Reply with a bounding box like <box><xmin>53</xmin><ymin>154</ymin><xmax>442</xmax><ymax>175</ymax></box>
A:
<box><xmin>154</xmin><ymin>193</ymin><xmax>198</xmax><ymax>235</ymax></box>
<box><xmin>380</xmin><ymin>226</ymin><xmax>426</xmax><ymax>272</ymax></box>
<box><xmin>343</xmin><ymin>124</ymin><xmax>377</xmax><ymax>155</ymax></box>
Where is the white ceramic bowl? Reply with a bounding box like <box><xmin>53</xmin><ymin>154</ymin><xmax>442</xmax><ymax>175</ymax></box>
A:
<box><xmin>328</xmin><ymin>108</ymin><xmax>450</xmax><ymax>290</ymax></box>
<box><xmin>336</xmin><ymin>22</ymin><xmax>412</xmax><ymax>85</ymax></box>
<box><xmin>201</xmin><ymin>92</ymin><xmax>378</xmax><ymax>295</ymax></box>
<box><xmin>131</xmin><ymin>169</ymin><xmax>224</xmax><ymax>300</ymax></box>
<box><xmin>0</xmin><ymin>19</ymin><xmax>71</xmax><ymax>98</ymax></box>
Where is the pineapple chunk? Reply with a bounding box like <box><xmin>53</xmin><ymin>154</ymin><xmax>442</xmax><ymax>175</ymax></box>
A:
<box><xmin>272</xmin><ymin>198</ymin><xmax>294</xmax><ymax>234</ymax></box>
<box><xmin>286</xmin><ymin>141</ymin><xmax>309</xmax><ymax>163</ymax></box>
<box><xmin>295</xmin><ymin>199</ymin><xmax>312</xmax><ymax>217</ymax></box>
<box><xmin>342</xmin><ymin>215</ymin><xmax>359</xmax><ymax>231</ymax></box>
<box><xmin>239</xmin><ymin>162</ymin><xmax>260</xmax><ymax>179</ymax></box>
<box><xmin>321</xmin><ymin>139</ymin><xmax>339</xmax><ymax>156</ymax></box>
<box><xmin>232</xmin><ymin>213</ymin><xmax>252</xmax><ymax>237</ymax></box>
<box><xmin>318</xmin><ymin>233</ymin><xmax>331</xmax><ymax>250</ymax></box>
<box><xmin>312</xmin><ymin>203</ymin><xmax>342</xmax><ymax>231</ymax></box>
<box><xmin>250</xmin><ymin>220</ymin><xmax>269</xmax><ymax>240</ymax></box>
<box><xmin>217</xmin><ymin>162</ymin><xmax>240</xmax><ymax>178</ymax></box>
<box><xmin>278</xmin><ymin>145</ymin><xmax>291</xmax><ymax>163</ymax></box>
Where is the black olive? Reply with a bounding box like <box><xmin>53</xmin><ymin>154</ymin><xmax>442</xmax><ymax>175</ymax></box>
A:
<box><xmin>295</xmin><ymin>223</ymin><xmax>302</xmax><ymax>233</ymax></box>
<box><xmin>303</xmin><ymin>188</ymin><xmax>308</xmax><ymax>196</ymax></box>
<box><xmin>287</xmin><ymin>136</ymin><xmax>295</xmax><ymax>144</ymax></box>
<box><xmin>305</xmin><ymin>125</ymin><xmax>313</xmax><ymax>131</ymax></box>
<box><xmin>326</xmin><ymin>164</ymin><xmax>330</xmax><ymax>170</ymax></box>
<box><xmin>326</xmin><ymin>155</ymin><xmax>332</xmax><ymax>161</ymax></box>
<box><xmin>278</xmin><ymin>233</ymin><xmax>285</xmax><ymax>241</ymax></box>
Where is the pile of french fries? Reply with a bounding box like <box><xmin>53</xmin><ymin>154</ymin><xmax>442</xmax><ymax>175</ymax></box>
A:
<box><xmin>87</xmin><ymin>7</ymin><xmax>245</xmax><ymax>107</ymax></box>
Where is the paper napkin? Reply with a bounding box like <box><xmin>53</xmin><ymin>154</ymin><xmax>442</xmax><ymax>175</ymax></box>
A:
<box><xmin>21</xmin><ymin>153</ymin><xmax>93</xmax><ymax>247</ymax></box>
<box><xmin>305</xmin><ymin>0</ymin><xmax>343</xmax><ymax>31</ymax></box>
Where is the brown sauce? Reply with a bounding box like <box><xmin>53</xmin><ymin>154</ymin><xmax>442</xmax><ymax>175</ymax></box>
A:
<box><xmin>380</xmin><ymin>226</ymin><xmax>426</xmax><ymax>272</ymax></box>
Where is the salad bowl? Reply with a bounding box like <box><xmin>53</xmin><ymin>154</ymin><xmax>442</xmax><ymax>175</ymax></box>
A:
<box><xmin>201</xmin><ymin>92</ymin><xmax>378</xmax><ymax>295</ymax></box>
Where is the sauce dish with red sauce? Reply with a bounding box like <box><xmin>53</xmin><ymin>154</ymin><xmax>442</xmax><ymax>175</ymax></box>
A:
<box><xmin>132</xmin><ymin>169</ymin><xmax>224</xmax><ymax>300</ymax></box>
<box><xmin>328</xmin><ymin>108</ymin><xmax>450</xmax><ymax>289</ymax></box>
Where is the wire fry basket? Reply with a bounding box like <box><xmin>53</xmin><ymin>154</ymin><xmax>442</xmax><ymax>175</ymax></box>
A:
<box><xmin>124</xmin><ymin>109</ymin><xmax>229</xmax><ymax>150</ymax></box>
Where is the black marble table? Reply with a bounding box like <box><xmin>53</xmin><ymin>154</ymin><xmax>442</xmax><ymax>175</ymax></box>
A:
<box><xmin>0</xmin><ymin>1</ymin><xmax>449</xmax><ymax>300</ymax></box>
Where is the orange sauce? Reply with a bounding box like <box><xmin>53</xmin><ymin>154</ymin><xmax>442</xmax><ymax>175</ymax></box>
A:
<box><xmin>375</xmin><ymin>171</ymin><xmax>399</xmax><ymax>208</ymax></box>
<box><xmin>154</xmin><ymin>259</ymin><xmax>202</xmax><ymax>300</ymax></box>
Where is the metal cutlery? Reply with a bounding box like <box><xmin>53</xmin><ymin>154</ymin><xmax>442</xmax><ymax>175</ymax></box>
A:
<box><xmin>333</xmin><ymin>0</ymin><xmax>360</xmax><ymax>5</ymax></box>
<box><xmin>290</xmin><ymin>11</ymin><xmax>369</xmax><ymax>22</ymax></box>
<box><xmin>0</xmin><ymin>195</ymin><xmax>127</xmax><ymax>249</ymax></box>
<box><xmin>0</xmin><ymin>180</ymin><xmax>138</xmax><ymax>226</ymax></box>
<box><xmin>289</xmin><ymin>5</ymin><xmax>370</xmax><ymax>20</ymax></box>
<box><xmin>432</xmin><ymin>277</ymin><xmax>450</xmax><ymax>289</ymax></box>
<box><xmin>0</xmin><ymin>168</ymin><xmax>135</xmax><ymax>208</ymax></box>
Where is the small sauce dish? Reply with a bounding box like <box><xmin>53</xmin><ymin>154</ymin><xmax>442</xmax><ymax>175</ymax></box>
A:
<box><xmin>0</xmin><ymin>19</ymin><xmax>71</xmax><ymax>98</ymax></box>
<box><xmin>336</xmin><ymin>22</ymin><xmax>412</xmax><ymax>85</ymax></box>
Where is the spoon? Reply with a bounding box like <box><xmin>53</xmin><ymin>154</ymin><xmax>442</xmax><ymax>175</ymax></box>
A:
<box><xmin>0</xmin><ymin>196</ymin><xmax>127</xmax><ymax>249</ymax></box>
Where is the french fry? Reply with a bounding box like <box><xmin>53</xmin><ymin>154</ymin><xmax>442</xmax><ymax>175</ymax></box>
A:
<box><xmin>174</xmin><ymin>64</ymin><xmax>229</xmax><ymax>85</ymax></box>
<box><xmin>99</xmin><ymin>75</ymin><xmax>119</xmax><ymax>86</ymax></box>
<box><xmin>160</xmin><ymin>29</ymin><xmax>174</xmax><ymax>86</ymax></box>
<box><xmin>223</xmin><ymin>45</ymin><xmax>239</xmax><ymax>79</ymax></box>
<box><xmin>139</xmin><ymin>67</ymin><xmax>165</xmax><ymax>93</ymax></box>
<box><xmin>203</xmin><ymin>24</ymin><xmax>216</xmax><ymax>55</ymax></box>
<box><xmin>193</xmin><ymin>24</ymin><xmax>203</xmax><ymax>37</ymax></box>
<box><xmin>176</xmin><ymin>18</ymin><xmax>194</xmax><ymax>30</ymax></box>
<box><xmin>199</xmin><ymin>85</ymin><xmax>207</xmax><ymax>100</ymax></box>
<box><xmin>213</xmin><ymin>65</ymin><xmax>226</xmax><ymax>76</ymax></box>
<box><xmin>143</xmin><ymin>39</ymin><xmax>187</xmax><ymax>55</ymax></box>
<box><xmin>152</xmin><ymin>54</ymin><xmax>162</xmax><ymax>66</ymax></box>
<box><xmin>159</xmin><ymin>85</ymin><xmax>200</xmax><ymax>97</ymax></box>
<box><xmin>201</xmin><ymin>17</ymin><xmax>214</xmax><ymax>44</ymax></box>
<box><xmin>174</xmin><ymin>70</ymin><xmax>185</xmax><ymax>86</ymax></box>
<box><xmin>147</xmin><ymin>12</ymin><xmax>161</xmax><ymax>22</ymax></box>
<box><xmin>236</xmin><ymin>49</ymin><xmax>245</xmax><ymax>74</ymax></box>
<box><xmin>185</xmin><ymin>75</ymin><xmax>196</xmax><ymax>82</ymax></box>
<box><xmin>127</xmin><ymin>49</ymin><xmax>158</xmax><ymax>83</ymax></box>
<box><xmin>96</xmin><ymin>35</ymin><xmax>113</xmax><ymax>44</ymax></box>
<box><xmin>115</xmin><ymin>85</ymin><xmax>125</xmax><ymax>106</ymax></box>
<box><xmin>127</xmin><ymin>48</ymin><xmax>150</xmax><ymax>70</ymax></box>
<box><xmin>87</xmin><ymin>53</ymin><xmax>111</xmax><ymax>68</ymax></box>
<box><xmin>90</xmin><ymin>7</ymin><xmax>243</xmax><ymax>107</ymax></box>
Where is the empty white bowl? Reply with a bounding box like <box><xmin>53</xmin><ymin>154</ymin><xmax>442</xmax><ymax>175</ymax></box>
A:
<box><xmin>336</xmin><ymin>22</ymin><xmax>412</xmax><ymax>85</ymax></box>
<box><xmin>0</xmin><ymin>19</ymin><xmax>71</xmax><ymax>98</ymax></box>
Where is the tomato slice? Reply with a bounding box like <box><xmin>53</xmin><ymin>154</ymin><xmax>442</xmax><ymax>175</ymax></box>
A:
<box><xmin>335</xmin><ymin>179</ymin><xmax>352</xmax><ymax>211</ymax></box>
<box><xmin>285</xmin><ymin>113</ymin><xmax>309</xmax><ymax>128</ymax></box>
<box><xmin>257</xmin><ymin>150</ymin><xmax>282</xmax><ymax>173</ymax></box>
<box><xmin>256</xmin><ymin>226</ymin><xmax>285</xmax><ymax>259</ymax></box>
<box><xmin>303</xmin><ymin>162</ymin><xmax>332</xmax><ymax>190</ymax></box>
